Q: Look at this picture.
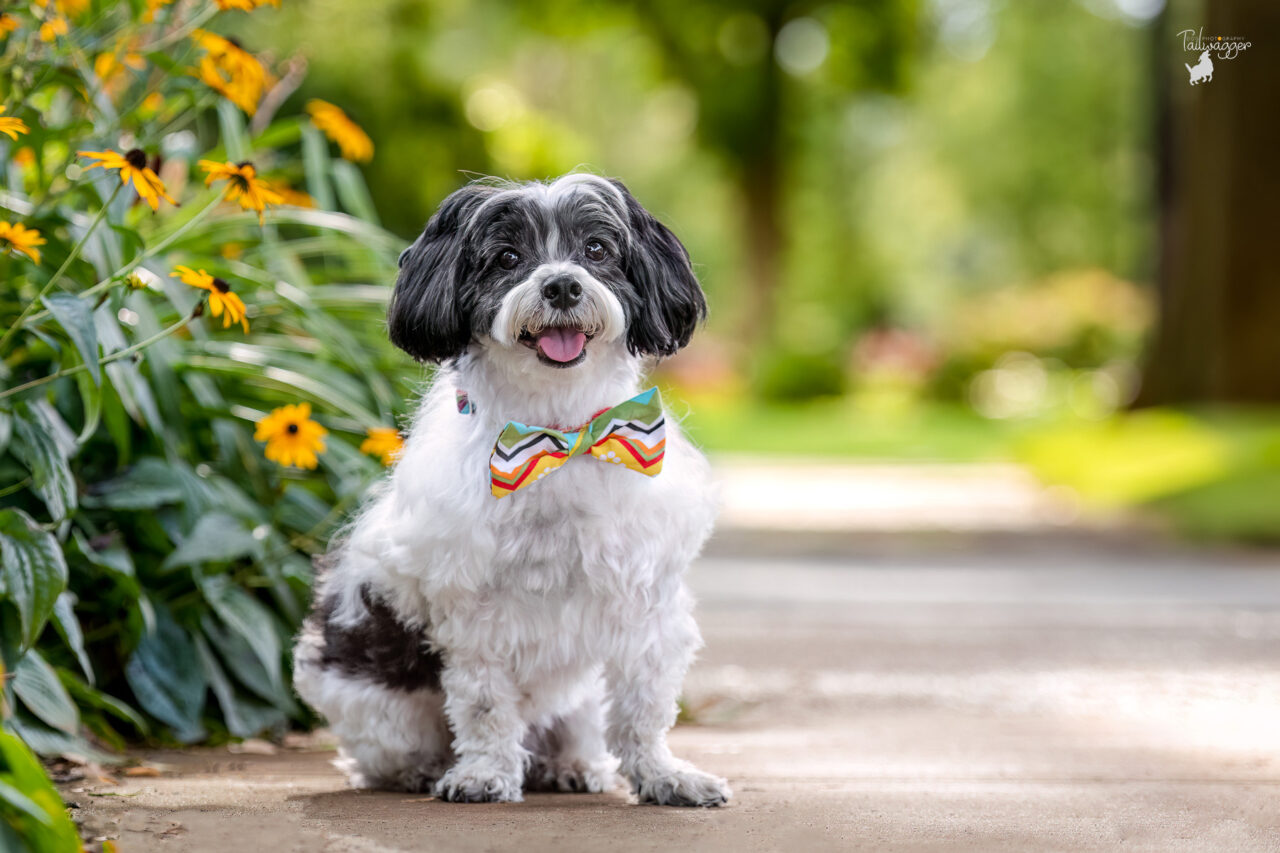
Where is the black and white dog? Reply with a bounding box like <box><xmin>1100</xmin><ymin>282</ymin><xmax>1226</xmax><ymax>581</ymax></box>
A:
<box><xmin>293</xmin><ymin>174</ymin><xmax>730</xmax><ymax>806</ymax></box>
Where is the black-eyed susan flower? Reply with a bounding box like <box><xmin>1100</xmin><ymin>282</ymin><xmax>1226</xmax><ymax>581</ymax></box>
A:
<box><xmin>274</xmin><ymin>185</ymin><xmax>315</xmax><ymax>208</ymax></box>
<box><xmin>214</xmin><ymin>0</ymin><xmax>280</xmax><ymax>10</ymax></box>
<box><xmin>0</xmin><ymin>14</ymin><xmax>19</xmax><ymax>36</ymax></box>
<box><xmin>79</xmin><ymin>148</ymin><xmax>177</xmax><ymax>211</ymax></box>
<box><xmin>255</xmin><ymin>403</ymin><xmax>327</xmax><ymax>469</ymax></box>
<box><xmin>192</xmin><ymin>30</ymin><xmax>270</xmax><ymax>116</ymax></box>
<box><xmin>360</xmin><ymin>427</ymin><xmax>405</xmax><ymax>466</ymax></box>
<box><xmin>0</xmin><ymin>222</ymin><xmax>46</xmax><ymax>264</ymax></box>
<box><xmin>39</xmin><ymin>16</ymin><xmax>67</xmax><ymax>42</ymax></box>
<box><xmin>0</xmin><ymin>107</ymin><xmax>28</xmax><ymax>141</ymax></box>
<box><xmin>171</xmin><ymin>265</ymin><xmax>250</xmax><ymax>332</ymax></box>
<box><xmin>306</xmin><ymin>100</ymin><xmax>374</xmax><ymax>163</ymax></box>
<box><xmin>143</xmin><ymin>0</ymin><xmax>173</xmax><ymax>21</ymax></box>
<box><xmin>199</xmin><ymin>159</ymin><xmax>282</xmax><ymax>224</ymax></box>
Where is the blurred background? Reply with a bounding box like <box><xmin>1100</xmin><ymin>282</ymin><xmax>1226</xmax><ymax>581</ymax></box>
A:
<box><xmin>243</xmin><ymin>0</ymin><xmax>1277</xmax><ymax>541</ymax></box>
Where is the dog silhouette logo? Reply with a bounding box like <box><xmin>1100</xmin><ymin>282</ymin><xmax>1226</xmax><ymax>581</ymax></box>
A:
<box><xmin>1185</xmin><ymin>49</ymin><xmax>1214</xmax><ymax>85</ymax></box>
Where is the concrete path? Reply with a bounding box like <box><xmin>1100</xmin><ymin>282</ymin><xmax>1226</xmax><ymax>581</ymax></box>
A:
<box><xmin>66</xmin><ymin>531</ymin><xmax>1280</xmax><ymax>852</ymax></box>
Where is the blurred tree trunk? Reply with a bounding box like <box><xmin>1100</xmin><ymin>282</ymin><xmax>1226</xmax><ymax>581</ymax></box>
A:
<box><xmin>1138</xmin><ymin>0</ymin><xmax>1280</xmax><ymax>404</ymax></box>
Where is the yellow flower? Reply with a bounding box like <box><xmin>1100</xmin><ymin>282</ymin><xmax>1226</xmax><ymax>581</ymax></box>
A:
<box><xmin>39</xmin><ymin>16</ymin><xmax>67</xmax><ymax>42</ymax></box>
<box><xmin>139</xmin><ymin>91</ymin><xmax>165</xmax><ymax>118</ymax></box>
<box><xmin>274</xmin><ymin>185</ymin><xmax>314</xmax><ymax>208</ymax></box>
<box><xmin>255</xmin><ymin>403</ymin><xmax>328</xmax><ymax>469</ymax></box>
<box><xmin>192</xmin><ymin>30</ymin><xmax>270</xmax><ymax>116</ymax></box>
<box><xmin>14</xmin><ymin>147</ymin><xmax>35</xmax><ymax>168</ymax></box>
<box><xmin>78</xmin><ymin>148</ymin><xmax>177</xmax><ymax>211</ymax></box>
<box><xmin>94</xmin><ymin>48</ymin><xmax>146</xmax><ymax>95</ymax></box>
<box><xmin>0</xmin><ymin>222</ymin><xmax>46</xmax><ymax>264</ymax></box>
<box><xmin>0</xmin><ymin>14</ymin><xmax>19</xmax><ymax>35</ymax></box>
<box><xmin>143</xmin><ymin>0</ymin><xmax>173</xmax><ymax>21</ymax></box>
<box><xmin>306</xmin><ymin>100</ymin><xmax>374</xmax><ymax>163</ymax></box>
<box><xmin>0</xmin><ymin>107</ymin><xmax>29</xmax><ymax>141</ymax></box>
<box><xmin>360</xmin><ymin>427</ymin><xmax>405</xmax><ymax>466</ymax></box>
<box><xmin>199</xmin><ymin>159</ymin><xmax>282</xmax><ymax>224</ymax></box>
<box><xmin>36</xmin><ymin>0</ymin><xmax>89</xmax><ymax>17</ymax></box>
<box><xmin>171</xmin><ymin>265</ymin><xmax>250</xmax><ymax>332</ymax></box>
<box><xmin>214</xmin><ymin>0</ymin><xmax>280</xmax><ymax>10</ymax></box>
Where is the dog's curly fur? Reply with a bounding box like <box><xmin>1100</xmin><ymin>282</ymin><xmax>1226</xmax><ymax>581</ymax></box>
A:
<box><xmin>293</xmin><ymin>174</ymin><xmax>730</xmax><ymax>807</ymax></box>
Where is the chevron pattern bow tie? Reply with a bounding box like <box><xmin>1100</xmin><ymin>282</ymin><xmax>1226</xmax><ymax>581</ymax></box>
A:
<box><xmin>488</xmin><ymin>387</ymin><xmax>666</xmax><ymax>498</ymax></box>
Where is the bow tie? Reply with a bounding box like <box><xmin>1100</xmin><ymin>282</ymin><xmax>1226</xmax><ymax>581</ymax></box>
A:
<box><xmin>488</xmin><ymin>388</ymin><xmax>666</xmax><ymax>498</ymax></box>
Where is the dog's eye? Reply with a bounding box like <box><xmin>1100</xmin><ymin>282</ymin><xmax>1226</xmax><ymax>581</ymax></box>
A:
<box><xmin>584</xmin><ymin>241</ymin><xmax>607</xmax><ymax>262</ymax></box>
<box><xmin>497</xmin><ymin>249</ymin><xmax>520</xmax><ymax>270</ymax></box>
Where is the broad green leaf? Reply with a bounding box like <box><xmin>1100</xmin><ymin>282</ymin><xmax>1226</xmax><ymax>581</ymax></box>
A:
<box><xmin>72</xmin><ymin>530</ymin><xmax>135</xmax><ymax>580</ymax></box>
<box><xmin>0</xmin><ymin>727</ymin><xmax>82</xmax><ymax>851</ymax></box>
<box><xmin>10</xmin><ymin>402</ymin><xmax>76</xmax><ymax>521</ymax></box>
<box><xmin>200</xmin><ymin>615</ymin><xmax>298</xmax><ymax>714</ymax></box>
<box><xmin>0</xmin><ymin>509</ymin><xmax>68</xmax><ymax>649</ymax></box>
<box><xmin>6</xmin><ymin>716</ymin><xmax>118</xmax><ymax>765</ymax></box>
<box><xmin>163</xmin><ymin>512</ymin><xmax>259</xmax><ymax>570</ymax></box>
<box><xmin>84</xmin><ymin>457</ymin><xmax>183</xmax><ymax>510</ymax></box>
<box><xmin>61</xmin><ymin>673</ymin><xmax>149</xmax><ymax>736</ymax></box>
<box><xmin>123</xmin><ymin>606</ymin><xmax>206</xmax><ymax>743</ymax></box>
<box><xmin>193</xmin><ymin>634</ymin><xmax>286</xmax><ymax>739</ymax></box>
<box><xmin>42</xmin><ymin>293</ymin><xmax>101</xmax><ymax>386</ymax></box>
<box><xmin>51</xmin><ymin>594</ymin><xmax>93</xmax><ymax>684</ymax></box>
<box><xmin>199</xmin><ymin>576</ymin><xmax>283</xmax><ymax>694</ymax></box>
<box><xmin>12</xmin><ymin>650</ymin><xmax>79</xmax><ymax>734</ymax></box>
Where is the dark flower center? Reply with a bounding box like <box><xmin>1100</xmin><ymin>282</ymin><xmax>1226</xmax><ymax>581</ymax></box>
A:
<box><xmin>124</xmin><ymin>148</ymin><xmax>147</xmax><ymax>170</ymax></box>
<box><xmin>212</xmin><ymin>277</ymin><xmax>230</xmax><ymax>293</ymax></box>
<box><xmin>226</xmin><ymin>36</ymin><xmax>243</xmax><ymax>49</ymax></box>
<box><xmin>236</xmin><ymin>161</ymin><xmax>254</xmax><ymax>170</ymax></box>
<box><xmin>286</xmin><ymin>423</ymin><xmax>299</xmax><ymax>434</ymax></box>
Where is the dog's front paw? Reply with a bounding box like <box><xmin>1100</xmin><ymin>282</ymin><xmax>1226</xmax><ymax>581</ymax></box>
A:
<box><xmin>527</xmin><ymin>754</ymin><xmax>620</xmax><ymax>793</ymax></box>
<box><xmin>635</xmin><ymin>766</ymin><xmax>731</xmax><ymax>807</ymax></box>
<box><xmin>435</xmin><ymin>765</ymin><xmax>524</xmax><ymax>804</ymax></box>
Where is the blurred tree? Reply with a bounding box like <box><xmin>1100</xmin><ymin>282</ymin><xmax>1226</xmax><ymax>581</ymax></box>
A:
<box><xmin>632</xmin><ymin>0</ymin><xmax>916</xmax><ymax>344</ymax></box>
<box><xmin>1139</xmin><ymin>0</ymin><xmax>1280</xmax><ymax>404</ymax></box>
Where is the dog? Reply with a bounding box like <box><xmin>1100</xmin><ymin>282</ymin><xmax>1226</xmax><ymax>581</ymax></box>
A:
<box><xmin>1186</xmin><ymin>49</ymin><xmax>1213</xmax><ymax>85</ymax></box>
<box><xmin>293</xmin><ymin>174</ymin><xmax>730</xmax><ymax>807</ymax></box>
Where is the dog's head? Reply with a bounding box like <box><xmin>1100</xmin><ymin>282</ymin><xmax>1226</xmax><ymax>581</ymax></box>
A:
<box><xmin>388</xmin><ymin>174</ymin><xmax>705</xmax><ymax>368</ymax></box>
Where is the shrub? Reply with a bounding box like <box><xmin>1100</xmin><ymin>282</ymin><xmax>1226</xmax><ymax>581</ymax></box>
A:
<box><xmin>0</xmin><ymin>1</ymin><xmax>411</xmax><ymax>843</ymax></box>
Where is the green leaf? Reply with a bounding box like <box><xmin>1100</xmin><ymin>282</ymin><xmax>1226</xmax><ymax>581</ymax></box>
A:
<box><xmin>200</xmin><ymin>615</ymin><xmax>297</xmax><ymax>714</ymax></box>
<box><xmin>217</xmin><ymin>98</ymin><xmax>250</xmax><ymax>163</ymax></box>
<box><xmin>0</xmin><ymin>508</ymin><xmax>69</xmax><ymax>650</ymax></box>
<box><xmin>123</xmin><ymin>606</ymin><xmax>206</xmax><ymax>743</ymax></box>
<box><xmin>331</xmin><ymin>161</ymin><xmax>380</xmax><ymax>224</ymax></box>
<box><xmin>6</xmin><ymin>716</ymin><xmax>118</xmax><ymax>765</ymax></box>
<box><xmin>199</xmin><ymin>576</ymin><xmax>283</xmax><ymax>694</ymax></box>
<box><xmin>0</xmin><ymin>727</ymin><xmax>82</xmax><ymax>851</ymax></box>
<box><xmin>301</xmin><ymin>124</ymin><xmax>336</xmax><ymax>210</ymax></box>
<box><xmin>10</xmin><ymin>402</ymin><xmax>76</xmax><ymax>521</ymax></box>
<box><xmin>84</xmin><ymin>457</ymin><xmax>183</xmax><ymax>510</ymax></box>
<box><xmin>12</xmin><ymin>650</ymin><xmax>79</xmax><ymax>735</ymax></box>
<box><xmin>42</xmin><ymin>293</ymin><xmax>101</xmax><ymax>386</ymax></box>
<box><xmin>193</xmin><ymin>634</ymin><xmax>286</xmax><ymax>739</ymax></box>
<box><xmin>61</xmin><ymin>674</ymin><xmax>149</xmax><ymax>737</ymax></box>
<box><xmin>73</xmin><ymin>370</ymin><xmax>102</xmax><ymax>445</ymax></box>
<box><xmin>51</xmin><ymin>594</ymin><xmax>93</xmax><ymax>685</ymax></box>
<box><xmin>0</xmin><ymin>411</ymin><xmax>11</xmax><ymax>458</ymax></box>
<box><xmin>163</xmin><ymin>512</ymin><xmax>259</xmax><ymax>570</ymax></box>
<box><xmin>72</xmin><ymin>530</ymin><xmax>135</xmax><ymax>581</ymax></box>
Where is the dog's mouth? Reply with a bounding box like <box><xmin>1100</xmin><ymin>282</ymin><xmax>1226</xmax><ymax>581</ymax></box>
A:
<box><xmin>519</xmin><ymin>326</ymin><xmax>593</xmax><ymax>368</ymax></box>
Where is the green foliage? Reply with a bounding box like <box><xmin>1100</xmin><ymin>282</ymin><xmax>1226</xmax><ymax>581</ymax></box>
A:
<box><xmin>0</xmin><ymin>0</ymin><xmax>416</xmax><ymax>836</ymax></box>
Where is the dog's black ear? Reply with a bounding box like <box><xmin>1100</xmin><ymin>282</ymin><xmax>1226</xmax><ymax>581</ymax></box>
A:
<box><xmin>612</xmin><ymin>180</ymin><xmax>707</xmax><ymax>357</ymax></box>
<box><xmin>388</xmin><ymin>185</ymin><xmax>493</xmax><ymax>362</ymax></box>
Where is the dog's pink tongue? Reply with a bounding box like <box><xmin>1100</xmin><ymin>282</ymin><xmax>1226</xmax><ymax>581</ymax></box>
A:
<box><xmin>536</xmin><ymin>327</ymin><xmax>586</xmax><ymax>362</ymax></box>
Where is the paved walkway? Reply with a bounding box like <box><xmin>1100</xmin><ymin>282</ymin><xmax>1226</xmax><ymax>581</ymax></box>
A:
<box><xmin>66</xmin><ymin>528</ymin><xmax>1280</xmax><ymax>851</ymax></box>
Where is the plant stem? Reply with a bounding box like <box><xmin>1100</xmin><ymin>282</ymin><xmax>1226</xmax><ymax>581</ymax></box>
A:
<box><xmin>0</xmin><ymin>183</ymin><xmax>122</xmax><ymax>353</ymax></box>
<box><xmin>0</xmin><ymin>303</ymin><xmax>200</xmax><ymax>401</ymax></box>
<box><xmin>17</xmin><ymin>190</ymin><xmax>225</xmax><ymax>328</ymax></box>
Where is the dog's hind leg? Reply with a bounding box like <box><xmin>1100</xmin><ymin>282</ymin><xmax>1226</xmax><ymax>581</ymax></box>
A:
<box><xmin>525</xmin><ymin>687</ymin><xmax>620</xmax><ymax>793</ymax></box>
<box><xmin>294</xmin><ymin>583</ymin><xmax>454</xmax><ymax>791</ymax></box>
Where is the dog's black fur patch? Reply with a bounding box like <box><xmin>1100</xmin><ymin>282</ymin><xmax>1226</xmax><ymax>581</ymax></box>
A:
<box><xmin>312</xmin><ymin>584</ymin><xmax>443</xmax><ymax>692</ymax></box>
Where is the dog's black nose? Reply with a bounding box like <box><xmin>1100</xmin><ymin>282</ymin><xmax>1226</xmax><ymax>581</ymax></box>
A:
<box><xmin>541</xmin><ymin>275</ymin><xmax>582</xmax><ymax>310</ymax></box>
